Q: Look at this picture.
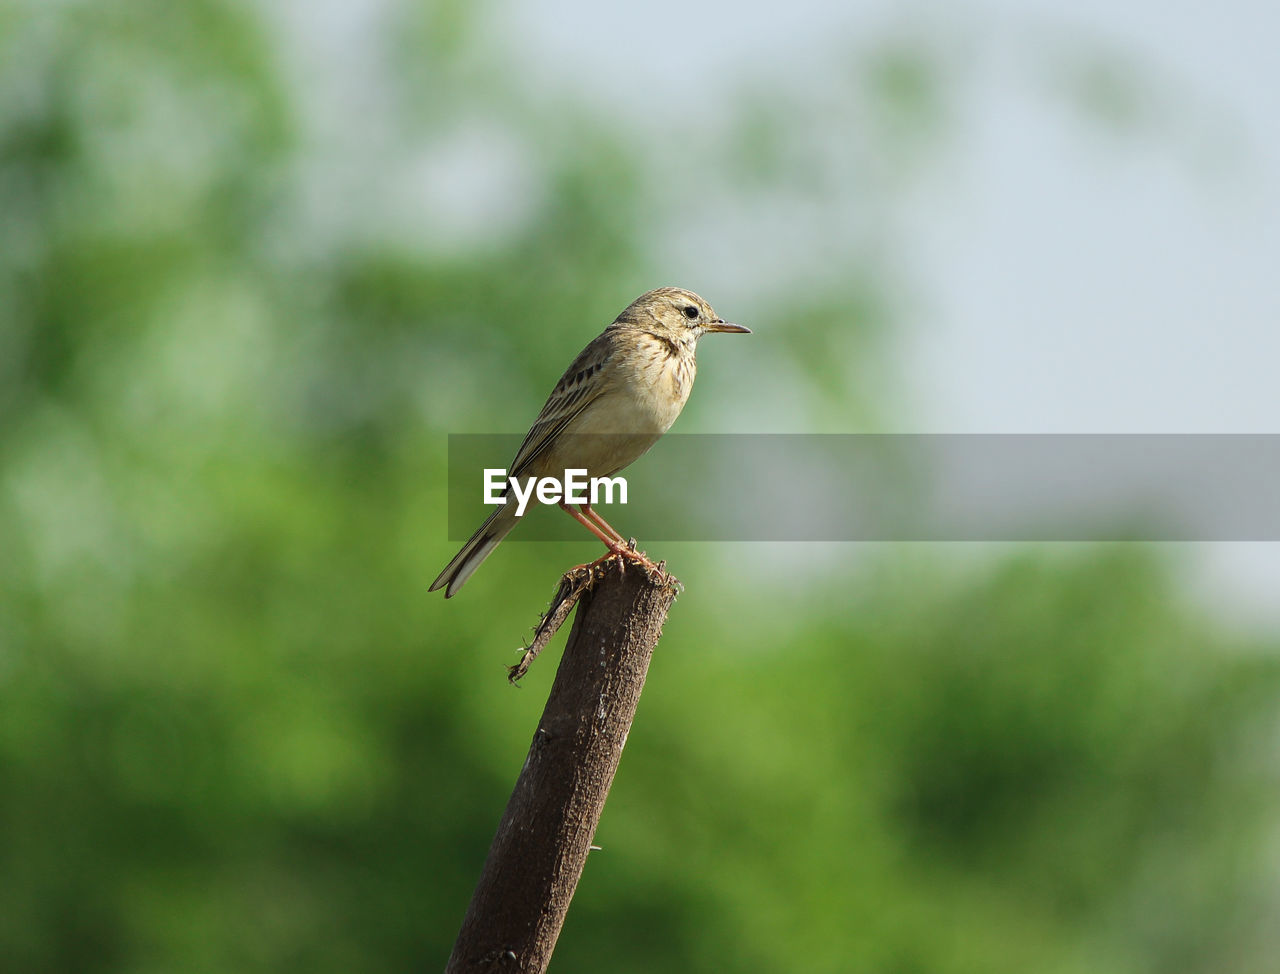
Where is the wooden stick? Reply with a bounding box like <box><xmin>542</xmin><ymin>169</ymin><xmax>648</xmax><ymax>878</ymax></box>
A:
<box><xmin>445</xmin><ymin>558</ymin><xmax>680</xmax><ymax>973</ymax></box>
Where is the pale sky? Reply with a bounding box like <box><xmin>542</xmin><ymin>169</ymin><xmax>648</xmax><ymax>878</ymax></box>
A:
<box><xmin>501</xmin><ymin>0</ymin><xmax>1280</xmax><ymax>626</ymax></box>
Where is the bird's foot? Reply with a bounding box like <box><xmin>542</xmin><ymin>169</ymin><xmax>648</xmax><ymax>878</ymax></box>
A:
<box><xmin>572</xmin><ymin>540</ymin><xmax>659</xmax><ymax>577</ymax></box>
<box><xmin>611</xmin><ymin>539</ymin><xmax>659</xmax><ymax>571</ymax></box>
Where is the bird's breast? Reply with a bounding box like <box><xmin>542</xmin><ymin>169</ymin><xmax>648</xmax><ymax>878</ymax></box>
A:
<box><xmin>540</xmin><ymin>334</ymin><xmax>696</xmax><ymax>479</ymax></box>
<box><xmin>615</xmin><ymin>333</ymin><xmax>697</xmax><ymax>433</ymax></box>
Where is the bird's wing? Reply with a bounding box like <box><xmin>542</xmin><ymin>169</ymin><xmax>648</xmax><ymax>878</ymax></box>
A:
<box><xmin>509</xmin><ymin>331</ymin><xmax>616</xmax><ymax>476</ymax></box>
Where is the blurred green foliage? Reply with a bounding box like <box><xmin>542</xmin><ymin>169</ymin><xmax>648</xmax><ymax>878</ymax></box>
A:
<box><xmin>1</xmin><ymin>2</ymin><xmax>1277</xmax><ymax>972</ymax></box>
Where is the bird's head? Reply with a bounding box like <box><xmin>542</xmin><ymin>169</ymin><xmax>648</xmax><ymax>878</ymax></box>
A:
<box><xmin>616</xmin><ymin>286</ymin><xmax>750</xmax><ymax>343</ymax></box>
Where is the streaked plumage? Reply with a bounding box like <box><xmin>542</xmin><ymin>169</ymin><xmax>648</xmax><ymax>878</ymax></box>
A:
<box><xmin>431</xmin><ymin>286</ymin><xmax>748</xmax><ymax>598</ymax></box>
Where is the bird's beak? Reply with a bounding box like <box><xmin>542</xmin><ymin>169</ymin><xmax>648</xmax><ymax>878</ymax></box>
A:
<box><xmin>704</xmin><ymin>319</ymin><xmax>751</xmax><ymax>334</ymax></box>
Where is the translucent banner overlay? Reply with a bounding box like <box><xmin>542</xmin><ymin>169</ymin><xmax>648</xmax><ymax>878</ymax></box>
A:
<box><xmin>447</xmin><ymin>434</ymin><xmax>1280</xmax><ymax>541</ymax></box>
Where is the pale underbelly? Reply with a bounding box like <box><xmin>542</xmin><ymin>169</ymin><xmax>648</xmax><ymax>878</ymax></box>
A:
<box><xmin>528</xmin><ymin>385</ymin><xmax>682</xmax><ymax>479</ymax></box>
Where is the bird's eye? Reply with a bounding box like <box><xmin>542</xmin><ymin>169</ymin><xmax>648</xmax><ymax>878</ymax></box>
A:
<box><xmin>682</xmin><ymin>306</ymin><xmax>699</xmax><ymax>320</ymax></box>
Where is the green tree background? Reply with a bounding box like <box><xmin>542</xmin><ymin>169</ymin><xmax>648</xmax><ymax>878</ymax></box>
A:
<box><xmin>2</xmin><ymin>2</ymin><xmax>1277</xmax><ymax>972</ymax></box>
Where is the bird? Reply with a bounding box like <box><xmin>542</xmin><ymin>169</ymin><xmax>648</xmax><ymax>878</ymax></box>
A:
<box><xmin>430</xmin><ymin>286</ymin><xmax>749</xmax><ymax>598</ymax></box>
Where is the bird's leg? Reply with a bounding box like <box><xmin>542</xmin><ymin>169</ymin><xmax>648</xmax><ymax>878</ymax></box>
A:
<box><xmin>580</xmin><ymin>504</ymin><xmax>657</xmax><ymax>569</ymax></box>
<box><xmin>580</xmin><ymin>504</ymin><xmax>627</xmax><ymax>545</ymax></box>
<box><xmin>558</xmin><ymin>502</ymin><xmax>655</xmax><ymax>572</ymax></box>
<box><xmin>558</xmin><ymin>501</ymin><xmax>618</xmax><ymax>548</ymax></box>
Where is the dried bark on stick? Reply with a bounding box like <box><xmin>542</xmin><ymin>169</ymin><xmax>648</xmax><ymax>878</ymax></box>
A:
<box><xmin>445</xmin><ymin>558</ymin><xmax>680</xmax><ymax>974</ymax></box>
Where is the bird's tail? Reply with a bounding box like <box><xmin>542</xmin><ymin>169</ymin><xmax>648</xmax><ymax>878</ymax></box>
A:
<box><xmin>429</xmin><ymin>502</ymin><xmax>521</xmax><ymax>598</ymax></box>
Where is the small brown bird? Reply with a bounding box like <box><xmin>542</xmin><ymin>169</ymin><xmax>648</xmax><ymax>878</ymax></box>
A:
<box><xmin>431</xmin><ymin>287</ymin><xmax>749</xmax><ymax>597</ymax></box>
